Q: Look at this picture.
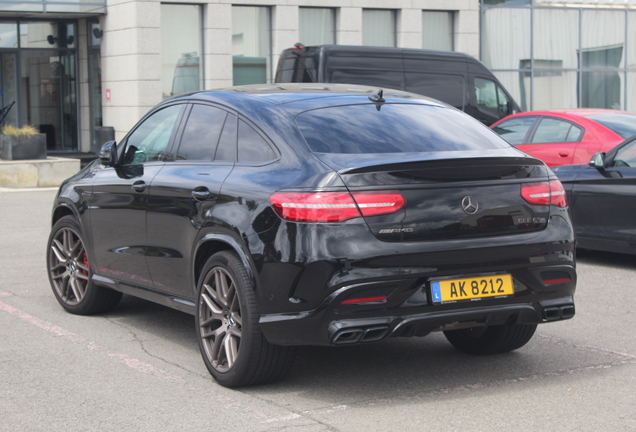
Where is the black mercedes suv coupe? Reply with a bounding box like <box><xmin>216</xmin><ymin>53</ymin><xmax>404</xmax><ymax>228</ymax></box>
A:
<box><xmin>47</xmin><ymin>84</ymin><xmax>576</xmax><ymax>387</ymax></box>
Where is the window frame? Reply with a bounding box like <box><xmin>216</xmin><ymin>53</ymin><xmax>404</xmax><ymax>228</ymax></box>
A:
<box><xmin>118</xmin><ymin>102</ymin><xmax>187</xmax><ymax>166</ymax></box>
<box><xmin>171</xmin><ymin>102</ymin><xmax>236</xmax><ymax>164</ymax></box>
<box><xmin>492</xmin><ymin>115</ymin><xmax>539</xmax><ymax>145</ymax></box>
<box><xmin>235</xmin><ymin>115</ymin><xmax>280</xmax><ymax>166</ymax></box>
<box><xmin>528</xmin><ymin>116</ymin><xmax>585</xmax><ymax>144</ymax></box>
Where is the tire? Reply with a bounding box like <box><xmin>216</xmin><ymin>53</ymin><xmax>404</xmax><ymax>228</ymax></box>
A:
<box><xmin>195</xmin><ymin>251</ymin><xmax>296</xmax><ymax>388</ymax></box>
<box><xmin>443</xmin><ymin>323</ymin><xmax>538</xmax><ymax>355</ymax></box>
<box><xmin>46</xmin><ymin>215</ymin><xmax>122</xmax><ymax>315</ymax></box>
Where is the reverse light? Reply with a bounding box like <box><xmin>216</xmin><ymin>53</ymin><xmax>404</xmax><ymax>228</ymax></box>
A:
<box><xmin>269</xmin><ymin>191</ymin><xmax>405</xmax><ymax>223</ymax></box>
<box><xmin>521</xmin><ymin>180</ymin><xmax>567</xmax><ymax>208</ymax></box>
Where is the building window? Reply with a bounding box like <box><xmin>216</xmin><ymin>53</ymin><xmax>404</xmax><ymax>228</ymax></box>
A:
<box><xmin>160</xmin><ymin>4</ymin><xmax>202</xmax><ymax>100</ymax></box>
<box><xmin>299</xmin><ymin>7</ymin><xmax>335</xmax><ymax>46</ymax></box>
<box><xmin>628</xmin><ymin>12</ymin><xmax>636</xmax><ymax>112</ymax></box>
<box><xmin>422</xmin><ymin>11</ymin><xmax>454</xmax><ymax>51</ymax></box>
<box><xmin>87</xmin><ymin>20</ymin><xmax>103</xmax><ymax>151</ymax></box>
<box><xmin>531</xmin><ymin>9</ymin><xmax>578</xmax><ymax>111</ymax></box>
<box><xmin>19</xmin><ymin>21</ymin><xmax>78</xmax><ymax>151</ymax></box>
<box><xmin>482</xmin><ymin>4</ymin><xmax>633</xmax><ymax>111</ymax></box>
<box><xmin>581</xmin><ymin>10</ymin><xmax>625</xmax><ymax>110</ymax></box>
<box><xmin>232</xmin><ymin>6</ymin><xmax>271</xmax><ymax>85</ymax></box>
<box><xmin>362</xmin><ymin>9</ymin><xmax>395</xmax><ymax>47</ymax></box>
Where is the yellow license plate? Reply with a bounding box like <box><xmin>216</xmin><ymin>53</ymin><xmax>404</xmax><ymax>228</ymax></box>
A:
<box><xmin>431</xmin><ymin>274</ymin><xmax>514</xmax><ymax>304</ymax></box>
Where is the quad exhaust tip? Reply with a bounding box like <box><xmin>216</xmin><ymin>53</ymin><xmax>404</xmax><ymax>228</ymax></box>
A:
<box><xmin>332</xmin><ymin>326</ymin><xmax>389</xmax><ymax>345</ymax></box>
<box><xmin>543</xmin><ymin>305</ymin><xmax>575</xmax><ymax>321</ymax></box>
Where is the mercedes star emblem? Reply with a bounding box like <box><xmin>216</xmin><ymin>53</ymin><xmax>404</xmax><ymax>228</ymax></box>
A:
<box><xmin>462</xmin><ymin>196</ymin><xmax>479</xmax><ymax>215</ymax></box>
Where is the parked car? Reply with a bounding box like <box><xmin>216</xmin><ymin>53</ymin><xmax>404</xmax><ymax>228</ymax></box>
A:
<box><xmin>275</xmin><ymin>44</ymin><xmax>521</xmax><ymax>126</ymax></box>
<box><xmin>491</xmin><ymin>109</ymin><xmax>636</xmax><ymax>167</ymax></box>
<box><xmin>47</xmin><ymin>84</ymin><xmax>576</xmax><ymax>388</ymax></box>
<box><xmin>553</xmin><ymin>135</ymin><xmax>636</xmax><ymax>255</ymax></box>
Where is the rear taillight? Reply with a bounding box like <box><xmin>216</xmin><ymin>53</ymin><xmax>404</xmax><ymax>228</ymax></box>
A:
<box><xmin>351</xmin><ymin>191</ymin><xmax>405</xmax><ymax>217</ymax></box>
<box><xmin>269</xmin><ymin>191</ymin><xmax>405</xmax><ymax>223</ymax></box>
<box><xmin>521</xmin><ymin>180</ymin><xmax>567</xmax><ymax>208</ymax></box>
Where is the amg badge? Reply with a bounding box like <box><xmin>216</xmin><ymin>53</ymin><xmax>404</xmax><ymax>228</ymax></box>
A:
<box><xmin>379</xmin><ymin>228</ymin><xmax>414</xmax><ymax>234</ymax></box>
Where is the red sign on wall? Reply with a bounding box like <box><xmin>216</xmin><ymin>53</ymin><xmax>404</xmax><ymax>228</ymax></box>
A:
<box><xmin>105</xmin><ymin>88</ymin><xmax>111</xmax><ymax>102</ymax></box>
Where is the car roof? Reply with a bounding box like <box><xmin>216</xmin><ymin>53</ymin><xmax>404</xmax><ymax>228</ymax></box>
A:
<box><xmin>507</xmin><ymin>108</ymin><xmax>634</xmax><ymax>118</ymax></box>
<box><xmin>168</xmin><ymin>83</ymin><xmax>446</xmax><ymax>115</ymax></box>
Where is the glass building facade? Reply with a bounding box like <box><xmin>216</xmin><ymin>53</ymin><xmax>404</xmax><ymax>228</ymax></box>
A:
<box><xmin>481</xmin><ymin>0</ymin><xmax>636</xmax><ymax>111</ymax></box>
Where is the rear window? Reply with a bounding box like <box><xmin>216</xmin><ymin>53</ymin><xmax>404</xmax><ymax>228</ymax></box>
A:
<box><xmin>296</xmin><ymin>104</ymin><xmax>509</xmax><ymax>154</ymax></box>
<box><xmin>585</xmin><ymin>113</ymin><xmax>636</xmax><ymax>139</ymax></box>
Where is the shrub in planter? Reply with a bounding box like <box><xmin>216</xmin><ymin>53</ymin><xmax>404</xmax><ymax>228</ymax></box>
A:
<box><xmin>0</xmin><ymin>125</ymin><xmax>47</xmax><ymax>160</ymax></box>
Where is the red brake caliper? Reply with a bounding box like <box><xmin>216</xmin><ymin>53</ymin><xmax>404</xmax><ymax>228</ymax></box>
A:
<box><xmin>81</xmin><ymin>253</ymin><xmax>89</xmax><ymax>286</ymax></box>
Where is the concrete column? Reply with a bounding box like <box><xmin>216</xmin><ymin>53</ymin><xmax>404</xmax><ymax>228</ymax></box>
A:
<box><xmin>454</xmin><ymin>8</ymin><xmax>480</xmax><ymax>58</ymax></box>
<box><xmin>102</xmin><ymin>0</ymin><xmax>162</xmax><ymax>141</ymax></box>
<box><xmin>204</xmin><ymin>3</ymin><xmax>233</xmax><ymax>89</ymax></box>
<box><xmin>337</xmin><ymin>7</ymin><xmax>362</xmax><ymax>46</ymax></box>
<box><xmin>398</xmin><ymin>8</ymin><xmax>422</xmax><ymax>49</ymax></box>
<box><xmin>272</xmin><ymin>5</ymin><xmax>299</xmax><ymax>82</ymax></box>
<box><xmin>77</xmin><ymin>19</ymin><xmax>91</xmax><ymax>152</ymax></box>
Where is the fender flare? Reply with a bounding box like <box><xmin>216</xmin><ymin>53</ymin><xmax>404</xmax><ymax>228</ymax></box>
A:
<box><xmin>193</xmin><ymin>232</ymin><xmax>258</xmax><ymax>294</ymax></box>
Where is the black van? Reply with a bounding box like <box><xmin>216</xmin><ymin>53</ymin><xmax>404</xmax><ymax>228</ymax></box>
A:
<box><xmin>275</xmin><ymin>45</ymin><xmax>521</xmax><ymax>126</ymax></box>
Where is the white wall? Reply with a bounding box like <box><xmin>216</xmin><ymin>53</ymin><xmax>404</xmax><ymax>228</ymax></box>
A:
<box><xmin>102</xmin><ymin>0</ymin><xmax>480</xmax><ymax>141</ymax></box>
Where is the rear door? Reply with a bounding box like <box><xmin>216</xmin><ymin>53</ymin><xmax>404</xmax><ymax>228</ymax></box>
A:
<box><xmin>517</xmin><ymin>116</ymin><xmax>584</xmax><ymax>166</ymax></box>
<box><xmin>145</xmin><ymin>103</ymin><xmax>236</xmax><ymax>298</ymax></box>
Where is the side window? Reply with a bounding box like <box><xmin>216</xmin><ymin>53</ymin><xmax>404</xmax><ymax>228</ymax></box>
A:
<box><xmin>496</xmin><ymin>85</ymin><xmax>511</xmax><ymax>117</ymax></box>
<box><xmin>214</xmin><ymin>113</ymin><xmax>237</xmax><ymax>162</ymax></box>
<box><xmin>531</xmin><ymin>118</ymin><xmax>583</xmax><ymax>144</ymax></box>
<box><xmin>612</xmin><ymin>139</ymin><xmax>636</xmax><ymax>168</ymax></box>
<box><xmin>238</xmin><ymin>119</ymin><xmax>277</xmax><ymax>163</ymax></box>
<box><xmin>475</xmin><ymin>78</ymin><xmax>498</xmax><ymax>112</ymax></box>
<box><xmin>475</xmin><ymin>77</ymin><xmax>512</xmax><ymax>118</ymax></box>
<box><xmin>176</xmin><ymin>105</ymin><xmax>227</xmax><ymax>161</ymax></box>
<box><xmin>122</xmin><ymin>105</ymin><xmax>182</xmax><ymax>165</ymax></box>
<box><xmin>492</xmin><ymin>116</ymin><xmax>537</xmax><ymax>145</ymax></box>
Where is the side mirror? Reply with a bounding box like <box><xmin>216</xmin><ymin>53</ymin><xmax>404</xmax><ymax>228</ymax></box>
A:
<box><xmin>589</xmin><ymin>152</ymin><xmax>606</xmax><ymax>169</ymax></box>
<box><xmin>99</xmin><ymin>141</ymin><xmax>118</xmax><ymax>167</ymax></box>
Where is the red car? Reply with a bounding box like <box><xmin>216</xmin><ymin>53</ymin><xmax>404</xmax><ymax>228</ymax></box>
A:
<box><xmin>491</xmin><ymin>109</ymin><xmax>636</xmax><ymax>166</ymax></box>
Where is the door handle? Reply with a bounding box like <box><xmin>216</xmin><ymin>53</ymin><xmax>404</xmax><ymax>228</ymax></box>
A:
<box><xmin>559</xmin><ymin>152</ymin><xmax>569</xmax><ymax>157</ymax></box>
<box><xmin>132</xmin><ymin>181</ymin><xmax>146</xmax><ymax>193</ymax></box>
<box><xmin>192</xmin><ymin>187</ymin><xmax>212</xmax><ymax>201</ymax></box>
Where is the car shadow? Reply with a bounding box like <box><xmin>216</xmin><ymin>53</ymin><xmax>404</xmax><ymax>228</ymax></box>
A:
<box><xmin>99</xmin><ymin>294</ymin><xmax>596</xmax><ymax>402</ymax></box>
<box><xmin>102</xmin><ymin>294</ymin><xmax>198</xmax><ymax>352</ymax></box>
<box><xmin>576</xmin><ymin>249</ymin><xmax>635</xmax><ymax>270</ymax></box>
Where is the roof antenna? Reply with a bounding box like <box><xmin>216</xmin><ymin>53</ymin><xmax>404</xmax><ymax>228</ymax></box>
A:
<box><xmin>368</xmin><ymin>89</ymin><xmax>385</xmax><ymax>103</ymax></box>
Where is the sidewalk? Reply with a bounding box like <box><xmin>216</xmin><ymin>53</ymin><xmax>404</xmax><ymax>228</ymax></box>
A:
<box><xmin>0</xmin><ymin>157</ymin><xmax>80</xmax><ymax>188</ymax></box>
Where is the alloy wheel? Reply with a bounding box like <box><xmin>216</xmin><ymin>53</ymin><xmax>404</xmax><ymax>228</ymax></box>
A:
<box><xmin>48</xmin><ymin>227</ymin><xmax>90</xmax><ymax>306</ymax></box>
<box><xmin>198</xmin><ymin>267</ymin><xmax>242</xmax><ymax>373</ymax></box>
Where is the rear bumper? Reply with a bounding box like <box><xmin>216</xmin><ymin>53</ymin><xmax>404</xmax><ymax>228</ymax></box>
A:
<box><xmin>259</xmin><ymin>263</ymin><xmax>576</xmax><ymax>346</ymax></box>
<box><xmin>255</xmin><ymin>211</ymin><xmax>576</xmax><ymax>346</ymax></box>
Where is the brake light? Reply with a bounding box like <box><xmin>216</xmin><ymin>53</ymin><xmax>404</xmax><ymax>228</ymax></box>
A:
<box><xmin>521</xmin><ymin>180</ymin><xmax>567</xmax><ymax>208</ymax></box>
<box><xmin>351</xmin><ymin>191</ymin><xmax>406</xmax><ymax>217</ymax></box>
<box><xmin>269</xmin><ymin>191</ymin><xmax>405</xmax><ymax>223</ymax></box>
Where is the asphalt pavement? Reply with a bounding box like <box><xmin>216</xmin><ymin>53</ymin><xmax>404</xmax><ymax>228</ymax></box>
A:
<box><xmin>1</xmin><ymin>188</ymin><xmax>635</xmax><ymax>432</ymax></box>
